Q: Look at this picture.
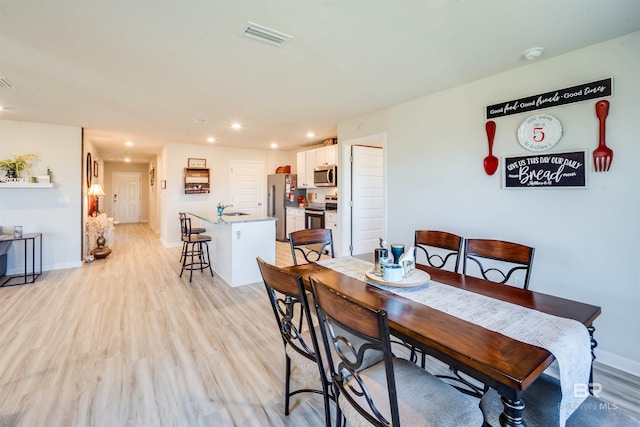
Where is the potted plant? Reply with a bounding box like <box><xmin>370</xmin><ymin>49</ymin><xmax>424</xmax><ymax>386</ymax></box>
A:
<box><xmin>0</xmin><ymin>153</ymin><xmax>39</xmax><ymax>180</ymax></box>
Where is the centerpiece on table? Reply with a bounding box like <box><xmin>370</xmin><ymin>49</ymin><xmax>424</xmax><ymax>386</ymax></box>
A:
<box><xmin>0</xmin><ymin>153</ymin><xmax>39</xmax><ymax>182</ymax></box>
<box><xmin>86</xmin><ymin>213</ymin><xmax>114</xmax><ymax>259</ymax></box>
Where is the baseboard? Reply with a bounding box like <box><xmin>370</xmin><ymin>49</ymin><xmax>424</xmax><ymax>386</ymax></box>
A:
<box><xmin>595</xmin><ymin>349</ymin><xmax>640</xmax><ymax>377</ymax></box>
<box><xmin>5</xmin><ymin>260</ymin><xmax>83</xmax><ymax>276</ymax></box>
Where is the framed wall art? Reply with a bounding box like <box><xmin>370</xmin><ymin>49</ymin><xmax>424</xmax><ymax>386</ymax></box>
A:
<box><xmin>188</xmin><ymin>158</ymin><xmax>206</xmax><ymax>168</ymax></box>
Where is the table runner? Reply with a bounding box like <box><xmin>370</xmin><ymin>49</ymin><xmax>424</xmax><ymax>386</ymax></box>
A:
<box><xmin>317</xmin><ymin>257</ymin><xmax>591</xmax><ymax>426</ymax></box>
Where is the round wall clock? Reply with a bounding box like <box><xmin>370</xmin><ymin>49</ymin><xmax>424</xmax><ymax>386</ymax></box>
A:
<box><xmin>517</xmin><ymin>113</ymin><xmax>563</xmax><ymax>152</ymax></box>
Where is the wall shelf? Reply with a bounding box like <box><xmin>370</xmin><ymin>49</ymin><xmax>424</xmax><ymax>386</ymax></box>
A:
<box><xmin>0</xmin><ymin>182</ymin><xmax>54</xmax><ymax>188</ymax></box>
<box><xmin>184</xmin><ymin>168</ymin><xmax>210</xmax><ymax>194</ymax></box>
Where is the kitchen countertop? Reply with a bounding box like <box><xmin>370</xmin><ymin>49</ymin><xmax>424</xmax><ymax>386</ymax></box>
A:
<box><xmin>188</xmin><ymin>212</ymin><xmax>277</xmax><ymax>224</ymax></box>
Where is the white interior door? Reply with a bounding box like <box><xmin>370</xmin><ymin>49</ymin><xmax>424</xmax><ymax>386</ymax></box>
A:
<box><xmin>112</xmin><ymin>172</ymin><xmax>141</xmax><ymax>223</ymax></box>
<box><xmin>229</xmin><ymin>161</ymin><xmax>264</xmax><ymax>215</ymax></box>
<box><xmin>351</xmin><ymin>146</ymin><xmax>384</xmax><ymax>255</ymax></box>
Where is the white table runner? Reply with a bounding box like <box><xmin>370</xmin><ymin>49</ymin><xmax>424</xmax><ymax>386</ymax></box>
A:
<box><xmin>317</xmin><ymin>257</ymin><xmax>591</xmax><ymax>426</ymax></box>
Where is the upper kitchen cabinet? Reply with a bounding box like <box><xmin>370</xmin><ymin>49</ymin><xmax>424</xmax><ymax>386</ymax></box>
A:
<box><xmin>316</xmin><ymin>144</ymin><xmax>337</xmax><ymax>166</ymax></box>
<box><xmin>297</xmin><ymin>149</ymin><xmax>316</xmax><ymax>188</ymax></box>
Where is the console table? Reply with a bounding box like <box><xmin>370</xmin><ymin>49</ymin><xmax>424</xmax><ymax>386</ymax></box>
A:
<box><xmin>0</xmin><ymin>233</ymin><xmax>42</xmax><ymax>287</ymax></box>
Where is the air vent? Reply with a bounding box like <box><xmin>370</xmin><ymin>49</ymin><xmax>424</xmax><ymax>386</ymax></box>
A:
<box><xmin>242</xmin><ymin>22</ymin><xmax>293</xmax><ymax>47</ymax></box>
<box><xmin>0</xmin><ymin>77</ymin><xmax>14</xmax><ymax>89</ymax></box>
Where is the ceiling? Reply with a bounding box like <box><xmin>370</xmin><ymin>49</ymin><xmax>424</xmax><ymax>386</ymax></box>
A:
<box><xmin>1</xmin><ymin>1</ymin><xmax>639</xmax><ymax>164</ymax></box>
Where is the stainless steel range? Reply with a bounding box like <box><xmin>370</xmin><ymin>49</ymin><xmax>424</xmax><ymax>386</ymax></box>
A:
<box><xmin>305</xmin><ymin>195</ymin><xmax>338</xmax><ymax>229</ymax></box>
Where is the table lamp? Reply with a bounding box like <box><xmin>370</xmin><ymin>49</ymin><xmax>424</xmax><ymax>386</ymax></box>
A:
<box><xmin>87</xmin><ymin>183</ymin><xmax>105</xmax><ymax>214</ymax></box>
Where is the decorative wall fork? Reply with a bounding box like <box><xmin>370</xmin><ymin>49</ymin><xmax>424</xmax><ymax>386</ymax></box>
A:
<box><xmin>593</xmin><ymin>100</ymin><xmax>613</xmax><ymax>172</ymax></box>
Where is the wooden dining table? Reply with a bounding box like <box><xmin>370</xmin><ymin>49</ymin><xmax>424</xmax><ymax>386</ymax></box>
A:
<box><xmin>283</xmin><ymin>259</ymin><xmax>601</xmax><ymax>427</ymax></box>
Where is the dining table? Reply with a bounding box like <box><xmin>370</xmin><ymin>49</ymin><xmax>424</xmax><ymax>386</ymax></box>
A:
<box><xmin>282</xmin><ymin>256</ymin><xmax>601</xmax><ymax>427</ymax></box>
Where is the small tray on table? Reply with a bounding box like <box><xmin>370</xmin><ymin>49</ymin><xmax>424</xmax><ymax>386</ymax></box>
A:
<box><xmin>365</xmin><ymin>269</ymin><xmax>431</xmax><ymax>288</ymax></box>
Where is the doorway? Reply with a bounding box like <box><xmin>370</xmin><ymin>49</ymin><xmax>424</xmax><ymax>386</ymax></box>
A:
<box><xmin>229</xmin><ymin>161</ymin><xmax>264</xmax><ymax>215</ymax></box>
<box><xmin>339</xmin><ymin>134</ymin><xmax>386</xmax><ymax>256</ymax></box>
<box><xmin>112</xmin><ymin>172</ymin><xmax>141</xmax><ymax>223</ymax></box>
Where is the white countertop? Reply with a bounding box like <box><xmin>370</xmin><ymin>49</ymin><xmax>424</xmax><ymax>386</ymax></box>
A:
<box><xmin>188</xmin><ymin>212</ymin><xmax>276</xmax><ymax>224</ymax></box>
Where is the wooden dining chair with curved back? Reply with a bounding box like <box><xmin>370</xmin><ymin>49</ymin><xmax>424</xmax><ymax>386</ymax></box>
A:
<box><xmin>463</xmin><ymin>238</ymin><xmax>535</xmax><ymax>289</ymax></box>
<box><xmin>256</xmin><ymin>257</ymin><xmax>334</xmax><ymax>427</ymax></box>
<box><xmin>414</xmin><ymin>230</ymin><xmax>464</xmax><ymax>272</ymax></box>
<box><xmin>308</xmin><ymin>275</ymin><xmax>484</xmax><ymax>427</ymax></box>
<box><xmin>289</xmin><ymin>229</ymin><xmax>334</xmax><ymax>266</ymax></box>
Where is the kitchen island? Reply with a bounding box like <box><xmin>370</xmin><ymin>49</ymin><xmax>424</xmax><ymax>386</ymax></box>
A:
<box><xmin>188</xmin><ymin>212</ymin><xmax>276</xmax><ymax>287</ymax></box>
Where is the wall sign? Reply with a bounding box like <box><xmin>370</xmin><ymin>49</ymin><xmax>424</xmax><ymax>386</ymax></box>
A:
<box><xmin>503</xmin><ymin>151</ymin><xmax>587</xmax><ymax>189</ymax></box>
<box><xmin>487</xmin><ymin>78</ymin><xmax>612</xmax><ymax>119</ymax></box>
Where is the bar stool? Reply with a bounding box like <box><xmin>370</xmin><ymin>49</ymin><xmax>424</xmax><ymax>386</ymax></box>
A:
<box><xmin>179</xmin><ymin>216</ymin><xmax>214</xmax><ymax>282</ymax></box>
<box><xmin>178</xmin><ymin>212</ymin><xmax>206</xmax><ymax>263</ymax></box>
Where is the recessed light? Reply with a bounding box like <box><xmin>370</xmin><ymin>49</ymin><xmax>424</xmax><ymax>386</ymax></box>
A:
<box><xmin>124</xmin><ymin>141</ymin><xmax>133</xmax><ymax>146</ymax></box>
<box><xmin>207</xmin><ymin>137</ymin><xmax>215</xmax><ymax>143</ymax></box>
<box><xmin>270</xmin><ymin>143</ymin><xmax>278</xmax><ymax>149</ymax></box>
<box><xmin>124</xmin><ymin>158</ymin><xmax>131</xmax><ymax>163</ymax></box>
<box><xmin>523</xmin><ymin>47</ymin><xmax>544</xmax><ymax>60</ymax></box>
<box><xmin>307</xmin><ymin>132</ymin><xmax>315</xmax><ymax>138</ymax></box>
<box><xmin>231</xmin><ymin>123</ymin><xmax>242</xmax><ymax>130</ymax></box>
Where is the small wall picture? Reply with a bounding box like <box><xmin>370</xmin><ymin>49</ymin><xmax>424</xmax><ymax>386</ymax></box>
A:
<box><xmin>93</xmin><ymin>161</ymin><xmax>99</xmax><ymax>177</ymax></box>
<box><xmin>188</xmin><ymin>158</ymin><xmax>206</xmax><ymax>168</ymax></box>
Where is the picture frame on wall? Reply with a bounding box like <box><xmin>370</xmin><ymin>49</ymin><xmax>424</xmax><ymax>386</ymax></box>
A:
<box><xmin>86</xmin><ymin>153</ymin><xmax>92</xmax><ymax>188</ymax></box>
<box><xmin>93</xmin><ymin>161</ymin><xmax>99</xmax><ymax>177</ymax></box>
<box><xmin>188</xmin><ymin>158</ymin><xmax>206</xmax><ymax>168</ymax></box>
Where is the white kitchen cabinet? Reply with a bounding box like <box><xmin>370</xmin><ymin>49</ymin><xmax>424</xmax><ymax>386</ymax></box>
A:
<box><xmin>286</xmin><ymin>207</ymin><xmax>305</xmax><ymax>238</ymax></box>
<box><xmin>296</xmin><ymin>150</ymin><xmax>316</xmax><ymax>188</ymax></box>
<box><xmin>316</xmin><ymin>145</ymin><xmax>337</xmax><ymax>166</ymax></box>
<box><xmin>325</xmin><ymin>211</ymin><xmax>340</xmax><ymax>256</ymax></box>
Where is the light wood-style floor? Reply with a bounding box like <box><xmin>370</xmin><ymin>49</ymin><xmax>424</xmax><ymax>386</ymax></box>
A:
<box><xmin>1</xmin><ymin>224</ymin><xmax>638</xmax><ymax>426</ymax></box>
<box><xmin>0</xmin><ymin>224</ymin><xmax>326</xmax><ymax>427</ymax></box>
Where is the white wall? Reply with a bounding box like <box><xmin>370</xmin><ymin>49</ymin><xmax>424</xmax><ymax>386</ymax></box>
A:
<box><xmin>337</xmin><ymin>32</ymin><xmax>640</xmax><ymax>375</ymax></box>
<box><xmin>0</xmin><ymin>120</ymin><xmax>84</xmax><ymax>271</ymax></box>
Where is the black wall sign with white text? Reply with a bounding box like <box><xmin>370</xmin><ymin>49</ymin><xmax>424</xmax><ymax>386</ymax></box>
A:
<box><xmin>503</xmin><ymin>151</ymin><xmax>587</xmax><ymax>189</ymax></box>
<box><xmin>487</xmin><ymin>78</ymin><xmax>612</xmax><ymax>119</ymax></box>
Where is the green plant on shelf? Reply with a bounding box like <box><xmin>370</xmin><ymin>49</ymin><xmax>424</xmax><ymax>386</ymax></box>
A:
<box><xmin>0</xmin><ymin>153</ymin><xmax>39</xmax><ymax>180</ymax></box>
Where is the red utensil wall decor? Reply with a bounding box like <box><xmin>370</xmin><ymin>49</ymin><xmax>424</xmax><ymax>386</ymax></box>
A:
<box><xmin>484</xmin><ymin>120</ymin><xmax>499</xmax><ymax>175</ymax></box>
<box><xmin>593</xmin><ymin>100</ymin><xmax>613</xmax><ymax>172</ymax></box>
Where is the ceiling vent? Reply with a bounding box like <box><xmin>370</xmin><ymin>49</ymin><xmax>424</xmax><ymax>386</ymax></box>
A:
<box><xmin>242</xmin><ymin>22</ymin><xmax>293</xmax><ymax>47</ymax></box>
<box><xmin>0</xmin><ymin>77</ymin><xmax>14</xmax><ymax>89</ymax></box>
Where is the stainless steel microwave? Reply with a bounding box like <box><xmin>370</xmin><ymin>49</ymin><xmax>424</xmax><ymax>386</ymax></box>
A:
<box><xmin>313</xmin><ymin>165</ymin><xmax>337</xmax><ymax>187</ymax></box>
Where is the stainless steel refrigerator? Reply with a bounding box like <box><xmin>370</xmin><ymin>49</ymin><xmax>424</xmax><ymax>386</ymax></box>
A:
<box><xmin>267</xmin><ymin>174</ymin><xmax>304</xmax><ymax>241</ymax></box>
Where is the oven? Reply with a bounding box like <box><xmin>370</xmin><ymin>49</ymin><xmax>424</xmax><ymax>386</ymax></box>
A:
<box><xmin>305</xmin><ymin>209</ymin><xmax>325</xmax><ymax>230</ymax></box>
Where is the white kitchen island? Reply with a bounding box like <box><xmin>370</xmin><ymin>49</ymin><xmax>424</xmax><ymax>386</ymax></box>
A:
<box><xmin>188</xmin><ymin>212</ymin><xmax>276</xmax><ymax>287</ymax></box>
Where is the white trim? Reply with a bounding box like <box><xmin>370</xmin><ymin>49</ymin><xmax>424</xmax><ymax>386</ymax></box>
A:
<box><xmin>596</xmin><ymin>349</ymin><xmax>640</xmax><ymax>377</ymax></box>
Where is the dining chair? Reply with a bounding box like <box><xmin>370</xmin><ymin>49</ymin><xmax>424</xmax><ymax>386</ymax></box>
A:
<box><xmin>289</xmin><ymin>229</ymin><xmax>334</xmax><ymax>265</ymax></box>
<box><xmin>179</xmin><ymin>216</ymin><xmax>213</xmax><ymax>282</ymax></box>
<box><xmin>463</xmin><ymin>238</ymin><xmax>535</xmax><ymax>289</ymax></box>
<box><xmin>414</xmin><ymin>230</ymin><xmax>464</xmax><ymax>272</ymax></box>
<box><xmin>178</xmin><ymin>212</ymin><xmax>206</xmax><ymax>263</ymax></box>
<box><xmin>480</xmin><ymin>373</ymin><xmax>640</xmax><ymax>426</ymax></box>
<box><xmin>308</xmin><ymin>275</ymin><xmax>484</xmax><ymax>427</ymax></box>
<box><xmin>256</xmin><ymin>257</ymin><xmax>334</xmax><ymax>427</ymax></box>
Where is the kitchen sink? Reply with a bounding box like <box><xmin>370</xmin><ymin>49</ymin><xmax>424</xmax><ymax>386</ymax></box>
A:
<box><xmin>222</xmin><ymin>212</ymin><xmax>249</xmax><ymax>216</ymax></box>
